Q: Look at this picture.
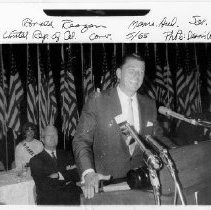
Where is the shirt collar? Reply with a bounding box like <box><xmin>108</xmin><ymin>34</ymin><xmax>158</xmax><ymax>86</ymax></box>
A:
<box><xmin>44</xmin><ymin>148</ymin><xmax>57</xmax><ymax>157</ymax></box>
<box><xmin>117</xmin><ymin>86</ymin><xmax>137</xmax><ymax>101</ymax></box>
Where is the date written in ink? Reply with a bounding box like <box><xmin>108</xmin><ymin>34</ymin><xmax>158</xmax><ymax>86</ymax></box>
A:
<box><xmin>126</xmin><ymin>31</ymin><xmax>149</xmax><ymax>41</ymax></box>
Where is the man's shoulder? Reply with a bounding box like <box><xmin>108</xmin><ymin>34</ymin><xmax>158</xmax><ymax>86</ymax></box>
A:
<box><xmin>30</xmin><ymin>150</ymin><xmax>44</xmax><ymax>164</ymax></box>
<box><xmin>87</xmin><ymin>88</ymin><xmax>116</xmax><ymax>103</ymax></box>
<box><xmin>138</xmin><ymin>93</ymin><xmax>156</xmax><ymax>104</ymax></box>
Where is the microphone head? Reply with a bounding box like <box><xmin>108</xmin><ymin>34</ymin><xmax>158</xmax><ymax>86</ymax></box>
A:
<box><xmin>158</xmin><ymin>106</ymin><xmax>169</xmax><ymax>116</ymax></box>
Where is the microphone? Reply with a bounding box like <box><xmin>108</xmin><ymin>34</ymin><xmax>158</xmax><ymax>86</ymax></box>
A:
<box><xmin>114</xmin><ymin>116</ymin><xmax>162</xmax><ymax>170</ymax></box>
<box><xmin>158</xmin><ymin>106</ymin><xmax>198</xmax><ymax>125</ymax></box>
<box><xmin>145</xmin><ymin>135</ymin><xmax>165</xmax><ymax>154</ymax></box>
<box><xmin>123</xmin><ymin>122</ymin><xmax>162</xmax><ymax>171</ymax></box>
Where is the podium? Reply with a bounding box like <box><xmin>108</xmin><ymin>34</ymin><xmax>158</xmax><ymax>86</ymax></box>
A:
<box><xmin>81</xmin><ymin>140</ymin><xmax>211</xmax><ymax>205</ymax></box>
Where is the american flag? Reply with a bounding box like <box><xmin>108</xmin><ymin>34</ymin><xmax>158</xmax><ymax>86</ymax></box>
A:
<box><xmin>184</xmin><ymin>45</ymin><xmax>201</xmax><ymax>116</ymax></box>
<box><xmin>83</xmin><ymin>66</ymin><xmax>95</xmax><ymax>104</ymax></box>
<box><xmin>207</xmin><ymin>44</ymin><xmax>211</xmax><ymax>112</ymax></box>
<box><xmin>143</xmin><ymin>43</ymin><xmax>156</xmax><ymax>99</ymax></box>
<box><xmin>38</xmin><ymin>46</ymin><xmax>48</xmax><ymax>131</ymax></box>
<box><xmin>111</xmin><ymin>44</ymin><xmax>118</xmax><ymax>88</ymax></box>
<box><xmin>7</xmin><ymin>52</ymin><xmax>24</xmax><ymax>137</ymax></box>
<box><xmin>0</xmin><ymin>49</ymin><xmax>7</xmax><ymax>138</ymax></box>
<box><xmin>27</xmin><ymin>46</ymin><xmax>38</xmax><ymax>125</ymax></box>
<box><xmin>163</xmin><ymin>45</ymin><xmax>174</xmax><ymax>109</ymax></box>
<box><xmin>101</xmin><ymin>45</ymin><xmax>112</xmax><ymax>91</ymax></box>
<box><xmin>61</xmin><ymin>46</ymin><xmax>78</xmax><ymax>137</ymax></box>
<box><xmin>142</xmin><ymin>75</ymin><xmax>157</xmax><ymax>99</ymax></box>
<box><xmin>154</xmin><ymin>44</ymin><xmax>167</xmax><ymax>105</ymax></box>
<box><xmin>46</xmin><ymin>48</ymin><xmax>57</xmax><ymax>125</ymax></box>
<box><xmin>60</xmin><ymin>48</ymin><xmax>74</xmax><ymax>136</ymax></box>
<box><xmin>176</xmin><ymin>45</ymin><xmax>186</xmax><ymax>116</ymax></box>
<box><xmin>60</xmin><ymin>58</ymin><xmax>67</xmax><ymax>134</ymax></box>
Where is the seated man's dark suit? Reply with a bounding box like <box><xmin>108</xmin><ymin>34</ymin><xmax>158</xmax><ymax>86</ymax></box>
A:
<box><xmin>30</xmin><ymin>149</ymin><xmax>81</xmax><ymax>205</ymax></box>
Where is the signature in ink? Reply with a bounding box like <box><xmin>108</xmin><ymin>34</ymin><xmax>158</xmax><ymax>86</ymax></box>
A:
<box><xmin>163</xmin><ymin>29</ymin><xmax>184</xmax><ymax>41</ymax></box>
<box><xmin>158</xmin><ymin>17</ymin><xmax>177</xmax><ymax>28</ymax></box>
<box><xmin>22</xmin><ymin>18</ymin><xmax>54</xmax><ymax>28</ymax></box>
<box><xmin>189</xmin><ymin>16</ymin><xmax>207</xmax><ymax>26</ymax></box>
<box><xmin>3</xmin><ymin>30</ymin><xmax>28</xmax><ymax>39</ymax></box>
<box><xmin>187</xmin><ymin>30</ymin><xmax>211</xmax><ymax>40</ymax></box>
<box><xmin>61</xmin><ymin>20</ymin><xmax>106</xmax><ymax>33</ymax></box>
<box><xmin>128</xmin><ymin>20</ymin><xmax>155</xmax><ymax>29</ymax></box>
<box><xmin>32</xmin><ymin>30</ymin><xmax>49</xmax><ymax>43</ymax></box>
<box><xmin>89</xmin><ymin>33</ymin><xmax>112</xmax><ymax>41</ymax></box>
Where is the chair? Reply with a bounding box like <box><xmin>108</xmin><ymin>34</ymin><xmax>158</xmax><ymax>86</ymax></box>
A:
<box><xmin>0</xmin><ymin>161</ymin><xmax>5</xmax><ymax>171</ymax></box>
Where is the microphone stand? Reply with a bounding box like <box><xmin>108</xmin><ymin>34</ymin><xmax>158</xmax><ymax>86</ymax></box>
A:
<box><xmin>148</xmin><ymin>166</ymin><xmax>161</xmax><ymax>205</ymax></box>
<box><xmin>145</xmin><ymin>135</ymin><xmax>186</xmax><ymax>205</ymax></box>
<box><xmin>156</xmin><ymin>147</ymin><xmax>186</xmax><ymax>205</ymax></box>
<box><xmin>124</xmin><ymin>123</ymin><xmax>162</xmax><ymax>205</ymax></box>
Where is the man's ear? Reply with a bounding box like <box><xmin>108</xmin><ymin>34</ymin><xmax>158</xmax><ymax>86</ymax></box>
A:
<box><xmin>116</xmin><ymin>68</ymin><xmax>121</xmax><ymax>80</ymax></box>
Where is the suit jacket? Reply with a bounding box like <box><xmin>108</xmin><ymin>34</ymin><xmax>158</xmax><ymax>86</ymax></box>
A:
<box><xmin>30</xmin><ymin>149</ymin><xmax>80</xmax><ymax>204</ymax></box>
<box><xmin>73</xmin><ymin>88</ymin><xmax>160</xmax><ymax>179</ymax></box>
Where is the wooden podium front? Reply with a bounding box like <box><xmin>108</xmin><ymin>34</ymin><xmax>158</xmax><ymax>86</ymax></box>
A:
<box><xmin>81</xmin><ymin>140</ymin><xmax>211</xmax><ymax>205</ymax></box>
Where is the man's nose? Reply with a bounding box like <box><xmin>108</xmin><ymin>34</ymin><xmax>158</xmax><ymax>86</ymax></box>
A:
<box><xmin>131</xmin><ymin>72</ymin><xmax>140</xmax><ymax>78</ymax></box>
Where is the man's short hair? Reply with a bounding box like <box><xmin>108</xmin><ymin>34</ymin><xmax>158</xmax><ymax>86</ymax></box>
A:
<box><xmin>42</xmin><ymin>125</ymin><xmax>57</xmax><ymax>137</ymax></box>
<box><xmin>118</xmin><ymin>53</ymin><xmax>145</xmax><ymax>69</ymax></box>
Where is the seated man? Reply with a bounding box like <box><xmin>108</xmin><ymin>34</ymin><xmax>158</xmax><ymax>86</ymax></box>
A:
<box><xmin>30</xmin><ymin>125</ymin><xmax>81</xmax><ymax>205</ymax></box>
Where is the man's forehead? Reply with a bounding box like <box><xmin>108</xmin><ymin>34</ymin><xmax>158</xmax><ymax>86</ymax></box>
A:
<box><xmin>123</xmin><ymin>58</ymin><xmax>145</xmax><ymax>68</ymax></box>
<box><xmin>45</xmin><ymin>127</ymin><xmax>57</xmax><ymax>135</ymax></box>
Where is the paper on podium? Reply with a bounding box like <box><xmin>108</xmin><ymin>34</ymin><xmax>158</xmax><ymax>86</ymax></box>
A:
<box><xmin>102</xmin><ymin>181</ymin><xmax>131</xmax><ymax>192</ymax></box>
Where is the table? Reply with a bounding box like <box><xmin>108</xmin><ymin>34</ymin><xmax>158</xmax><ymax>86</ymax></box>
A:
<box><xmin>0</xmin><ymin>169</ymin><xmax>36</xmax><ymax>205</ymax></box>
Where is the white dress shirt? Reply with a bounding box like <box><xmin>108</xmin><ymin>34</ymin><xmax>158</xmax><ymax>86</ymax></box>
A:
<box><xmin>116</xmin><ymin>86</ymin><xmax>140</xmax><ymax>133</ymax></box>
<box><xmin>44</xmin><ymin>148</ymin><xmax>57</xmax><ymax>158</ymax></box>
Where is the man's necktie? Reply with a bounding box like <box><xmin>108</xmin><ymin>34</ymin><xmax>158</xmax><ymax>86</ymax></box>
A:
<box><xmin>51</xmin><ymin>151</ymin><xmax>57</xmax><ymax>166</ymax></box>
<box><xmin>126</xmin><ymin>98</ymin><xmax>136</xmax><ymax>155</ymax></box>
<box><xmin>127</xmin><ymin>98</ymin><xmax>134</xmax><ymax>126</ymax></box>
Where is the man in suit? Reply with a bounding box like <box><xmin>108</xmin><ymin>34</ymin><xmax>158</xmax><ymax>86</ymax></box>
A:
<box><xmin>30</xmin><ymin>125</ymin><xmax>81</xmax><ymax>205</ymax></box>
<box><xmin>72</xmin><ymin>53</ymin><xmax>174</xmax><ymax>199</ymax></box>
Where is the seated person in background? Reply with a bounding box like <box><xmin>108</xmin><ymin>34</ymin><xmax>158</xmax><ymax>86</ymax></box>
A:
<box><xmin>174</xmin><ymin>111</ymin><xmax>211</xmax><ymax>146</ymax></box>
<box><xmin>30</xmin><ymin>125</ymin><xmax>81</xmax><ymax>205</ymax></box>
<box><xmin>15</xmin><ymin>122</ymin><xmax>43</xmax><ymax>172</ymax></box>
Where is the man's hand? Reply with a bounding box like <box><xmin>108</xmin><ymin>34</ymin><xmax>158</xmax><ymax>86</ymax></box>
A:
<box><xmin>82</xmin><ymin>171</ymin><xmax>111</xmax><ymax>199</ymax></box>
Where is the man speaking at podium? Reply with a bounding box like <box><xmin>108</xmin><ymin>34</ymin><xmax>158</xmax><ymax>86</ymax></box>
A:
<box><xmin>73</xmin><ymin>53</ymin><xmax>174</xmax><ymax>199</ymax></box>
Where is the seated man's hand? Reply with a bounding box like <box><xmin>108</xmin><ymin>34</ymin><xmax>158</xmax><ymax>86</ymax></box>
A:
<box><xmin>82</xmin><ymin>171</ymin><xmax>110</xmax><ymax>199</ymax></box>
<box><xmin>48</xmin><ymin>172</ymin><xmax>59</xmax><ymax>179</ymax></box>
<box><xmin>66</xmin><ymin>164</ymin><xmax>77</xmax><ymax>170</ymax></box>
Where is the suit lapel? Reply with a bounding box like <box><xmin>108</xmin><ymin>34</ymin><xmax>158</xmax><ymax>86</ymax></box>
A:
<box><xmin>42</xmin><ymin>150</ymin><xmax>58</xmax><ymax>170</ymax></box>
<box><xmin>132</xmin><ymin>95</ymin><xmax>146</xmax><ymax>157</ymax></box>
<box><xmin>108</xmin><ymin>88</ymin><xmax>131</xmax><ymax>154</ymax></box>
<box><xmin>107</xmin><ymin>88</ymin><xmax>122</xmax><ymax>118</ymax></box>
<box><xmin>137</xmin><ymin>95</ymin><xmax>146</xmax><ymax>136</ymax></box>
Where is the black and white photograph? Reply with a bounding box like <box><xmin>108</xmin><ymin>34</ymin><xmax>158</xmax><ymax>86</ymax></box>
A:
<box><xmin>0</xmin><ymin>2</ymin><xmax>211</xmax><ymax>207</ymax></box>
